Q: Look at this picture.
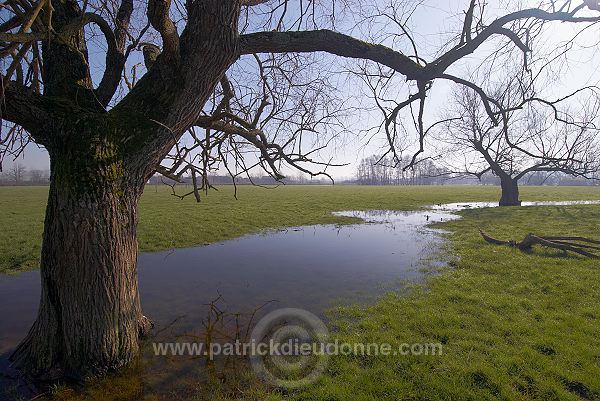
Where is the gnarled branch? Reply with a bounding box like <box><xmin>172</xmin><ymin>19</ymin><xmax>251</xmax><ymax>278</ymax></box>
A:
<box><xmin>147</xmin><ymin>0</ymin><xmax>179</xmax><ymax>60</ymax></box>
<box><xmin>480</xmin><ymin>230</ymin><xmax>600</xmax><ymax>259</ymax></box>
<box><xmin>240</xmin><ymin>30</ymin><xmax>424</xmax><ymax>80</ymax></box>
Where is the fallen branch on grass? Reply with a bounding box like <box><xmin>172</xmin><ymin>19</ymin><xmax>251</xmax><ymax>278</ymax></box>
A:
<box><xmin>479</xmin><ymin>230</ymin><xmax>600</xmax><ymax>259</ymax></box>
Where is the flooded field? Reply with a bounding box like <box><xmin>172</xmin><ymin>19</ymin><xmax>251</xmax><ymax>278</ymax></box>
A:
<box><xmin>1</xmin><ymin>200</ymin><xmax>597</xmax><ymax>399</ymax></box>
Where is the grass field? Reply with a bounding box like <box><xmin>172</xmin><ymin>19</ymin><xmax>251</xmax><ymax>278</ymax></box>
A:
<box><xmin>281</xmin><ymin>204</ymin><xmax>600</xmax><ymax>401</ymax></box>
<box><xmin>1</xmin><ymin>185</ymin><xmax>600</xmax><ymax>401</ymax></box>
<box><xmin>1</xmin><ymin>184</ymin><xmax>599</xmax><ymax>274</ymax></box>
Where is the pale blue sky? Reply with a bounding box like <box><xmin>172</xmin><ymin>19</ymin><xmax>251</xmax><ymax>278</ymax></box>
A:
<box><xmin>3</xmin><ymin>0</ymin><xmax>599</xmax><ymax>181</ymax></box>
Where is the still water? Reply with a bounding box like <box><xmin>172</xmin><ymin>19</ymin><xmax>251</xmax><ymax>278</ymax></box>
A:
<box><xmin>0</xmin><ymin>209</ymin><xmax>458</xmax><ymax>356</ymax></box>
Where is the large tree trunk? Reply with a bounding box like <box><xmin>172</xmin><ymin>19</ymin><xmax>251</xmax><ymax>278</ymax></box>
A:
<box><xmin>5</xmin><ymin>0</ymin><xmax>240</xmax><ymax>381</ymax></box>
<box><xmin>10</xmin><ymin>128</ymin><xmax>152</xmax><ymax>380</ymax></box>
<box><xmin>499</xmin><ymin>177</ymin><xmax>521</xmax><ymax>207</ymax></box>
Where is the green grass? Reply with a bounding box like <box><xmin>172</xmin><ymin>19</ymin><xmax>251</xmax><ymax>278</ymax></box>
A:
<box><xmin>1</xmin><ymin>184</ymin><xmax>599</xmax><ymax>274</ymax></box>
<box><xmin>273</xmin><ymin>204</ymin><xmax>600</xmax><ymax>401</ymax></box>
<box><xmin>2</xmin><ymin>185</ymin><xmax>600</xmax><ymax>401</ymax></box>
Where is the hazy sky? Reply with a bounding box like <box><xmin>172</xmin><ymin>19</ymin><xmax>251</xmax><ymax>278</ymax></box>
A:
<box><xmin>3</xmin><ymin>0</ymin><xmax>599</xmax><ymax>181</ymax></box>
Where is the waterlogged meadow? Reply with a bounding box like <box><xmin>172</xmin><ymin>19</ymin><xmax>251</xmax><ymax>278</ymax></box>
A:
<box><xmin>1</xmin><ymin>185</ymin><xmax>599</xmax><ymax>274</ymax></box>
<box><xmin>0</xmin><ymin>185</ymin><xmax>599</xmax><ymax>400</ymax></box>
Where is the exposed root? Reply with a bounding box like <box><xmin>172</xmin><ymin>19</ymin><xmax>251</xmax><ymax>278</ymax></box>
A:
<box><xmin>479</xmin><ymin>230</ymin><xmax>600</xmax><ymax>259</ymax></box>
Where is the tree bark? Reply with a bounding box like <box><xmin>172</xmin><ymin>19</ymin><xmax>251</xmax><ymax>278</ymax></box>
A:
<box><xmin>6</xmin><ymin>0</ymin><xmax>242</xmax><ymax>380</ymax></box>
<box><xmin>6</xmin><ymin>1</ymin><xmax>241</xmax><ymax>380</ymax></box>
<box><xmin>10</xmin><ymin>124</ymin><xmax>152</xmax><ymax>380</ymax></box>
<box><xmin>499</xmin><ymin>177</ymin><xmax>521</xmax><ymax>207</ymax></box>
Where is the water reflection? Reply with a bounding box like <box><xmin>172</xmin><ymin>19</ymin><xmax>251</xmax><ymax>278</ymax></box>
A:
<box><xmin>0</xmin><ymin>209</ymin><xmax>458</xmax><ymax>354</ymax></box>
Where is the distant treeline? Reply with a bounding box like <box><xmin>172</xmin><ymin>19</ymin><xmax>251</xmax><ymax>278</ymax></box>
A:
<box><xmin>355</xmin><ymin>156</ymin><xmax>449</xmax><ymax>185</ymax></box>
<box><xmin>2</xmin><ymin>162</ymin><xmax>598</xmax><ymax>187</ymax></box>
<box><xmin>353</xmin><ymin>156</ymin><xmax>600</xmax><ymax>186</ymax></box>
<box><xmin>0</xmin><ymin>166</ymin><xmax>333</xmax><ymax>187</ymax></box>
<box><xmin>0</xmin><ymin>164</ymin><xmax>49</xmax><ymax>185</ymax></box>
<box><xmin>147</xmin><ymin>174</ymin><xmax>332</xmax><ymax>186</ymax></box>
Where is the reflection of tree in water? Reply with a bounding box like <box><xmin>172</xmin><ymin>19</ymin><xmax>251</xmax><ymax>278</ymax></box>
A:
<box><xmin>145</xmin><ymin>293</ymin><xmax>278</xmax><ymax>398</ymax></box>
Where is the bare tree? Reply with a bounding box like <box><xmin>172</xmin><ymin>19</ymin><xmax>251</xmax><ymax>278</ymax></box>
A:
<box><xmin>352</xmin><ymin>0</ymin><xmax>600</xmax><ymax>178</ymax></box>
<box><xmin>28</xmin><ymin>168</ymin><xmax>48</xmax><ymax>183</ymax></box>
<box><xmin>157</xmin><ymin>52</ymin><xmax>352</xmax><ymax>199</ymax></box>
<box><xmin>356</xmin><ymin>155</ymin><xmax>448</xmax><ymax>185</ymax></box>
<box><xmin>8</xmin><ymin>163</ymin><xmax>26</xmax><ymax>184</ymax></box>
<box><xmin>1</xmin><ymin>0</ymin><xmax>599</xmax><ymax>379</ymax></box>
<box><xmin>437</xmin><ymin>82</ymin><xmax>600</xmax><ymax>206</ymax></box>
